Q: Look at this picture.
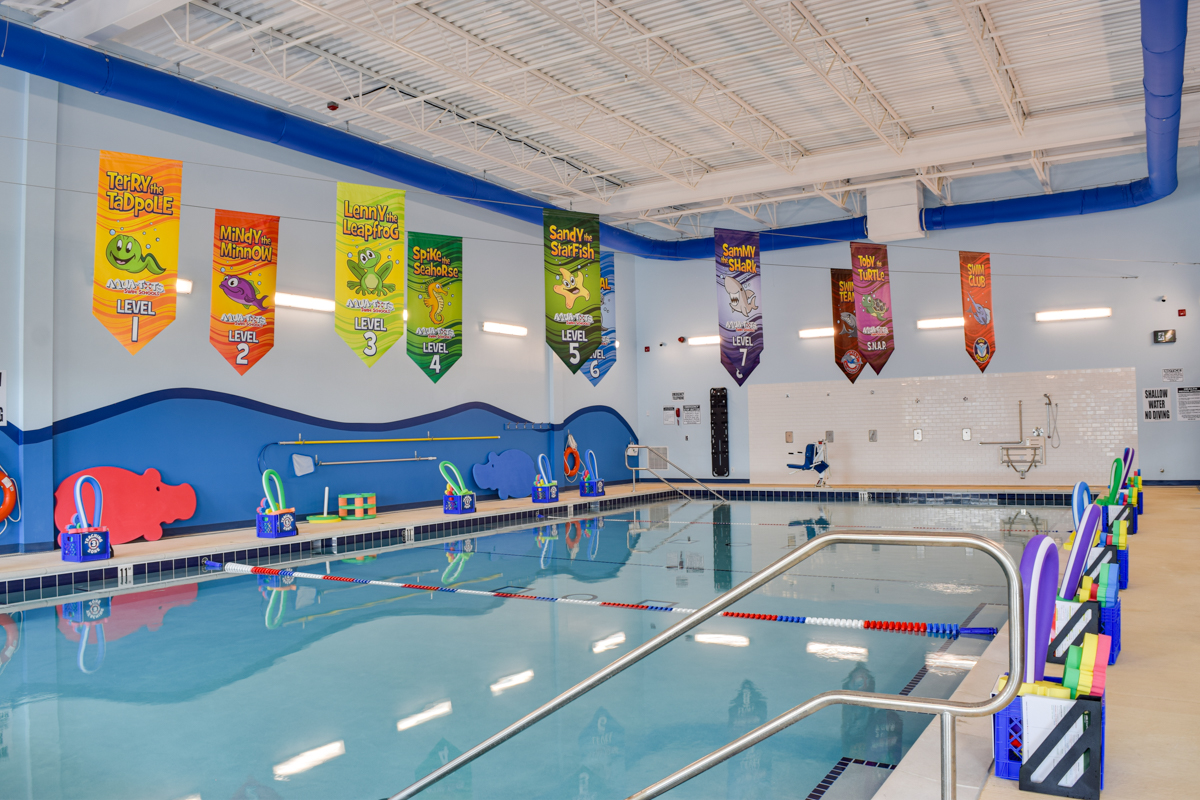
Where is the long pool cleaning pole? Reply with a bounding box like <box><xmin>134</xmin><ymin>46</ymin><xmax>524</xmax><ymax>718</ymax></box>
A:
<box><xmin>204</xmin><ymin>561</ymin><xmax>996</xmax><ymax>637</ymax></box>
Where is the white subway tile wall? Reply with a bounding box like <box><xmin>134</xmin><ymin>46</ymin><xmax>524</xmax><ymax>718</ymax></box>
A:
<box><xmin>748</xmin><ymin>368</ymin><xmax>1137</xmax><ymax>487</ymax></box>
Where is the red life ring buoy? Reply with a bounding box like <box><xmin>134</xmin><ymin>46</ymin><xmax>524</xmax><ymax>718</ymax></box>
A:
<box><xmin>0</xmin><ymin>467</ymin><xmax>16</xmax><ymax>523</ymax></box>
<box><xmin>1</xmin><ymin>613</ymin><xmax>20</xmax><ymax>668</ymax></box>
<box><xmin>563</xmin><ymin>447</ymin><xmax>581</xmax><ymax>479</ymax></box>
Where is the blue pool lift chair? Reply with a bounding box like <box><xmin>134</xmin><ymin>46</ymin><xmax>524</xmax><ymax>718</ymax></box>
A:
<box><xmin>787</xmin><ymin>441</ymin><xmax>830</xmax><ymax>487</ymax></box>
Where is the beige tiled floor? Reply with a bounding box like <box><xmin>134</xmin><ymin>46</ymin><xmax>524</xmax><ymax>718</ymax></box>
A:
<box><xmin>978</xmin><ymin>486</ymin><xmax>1200</xmax><ymax>800</ymax></box>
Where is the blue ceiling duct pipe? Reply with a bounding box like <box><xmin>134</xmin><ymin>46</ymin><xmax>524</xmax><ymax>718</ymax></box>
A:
<box><xmin>0</xmin><ymin>19</ymin><xmax>863</xmax><ymax>260</ymax></box>
<box><xmin>923</xmin><ymin>0</ymin><xmax>1187</xmax><ymax>231</ymax></box>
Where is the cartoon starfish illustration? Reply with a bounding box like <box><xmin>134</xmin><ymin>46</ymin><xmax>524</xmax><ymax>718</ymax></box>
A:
<box><xmin>553</xmin><ymin>267</ymin><xmax>590</xmax><ymax>309</ymax></box>
<box><xmin>105</xmin><ymin>234</ymin><xmax>165</xmax><ymax>275</ymax></box>
<box><xmin>345</xmin><ymin>247</ymin><xmax>395</xmax><ymax>297</ymax></box>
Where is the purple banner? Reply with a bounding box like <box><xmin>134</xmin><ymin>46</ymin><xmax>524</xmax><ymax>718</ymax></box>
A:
<box><xmin>850</xmin><ymin>242</ymin><xmax>894</xmax><ymax>374</ymax></box>
<box><xmin>715</xmin><ymin>229</ymin><xmax>762</xmax><ymax>385</ymax></box>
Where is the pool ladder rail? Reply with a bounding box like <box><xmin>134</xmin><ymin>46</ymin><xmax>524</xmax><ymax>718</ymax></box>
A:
<box><xmin>386</xmin><ymin>531</ymin><xmax>1025</xmax><ymax>800</ymax></box>
<box><xmin>623</xmin><ymin>444</ymin><xmax>728</xmax><ymax>504</ymax></box>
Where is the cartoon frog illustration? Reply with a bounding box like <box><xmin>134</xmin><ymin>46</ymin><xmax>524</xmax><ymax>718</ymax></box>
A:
<box><xmin>104</xmin><ymin>234</ymin><xmax>165</xmax><ymax>275</ymax></box>
<box><xmin>861</xmin><ymin>292</ymin><xmax>889</xmax><ymax>321</ymax></box>
<box><xmin>553</xmin><ymin>267</ymin><xmax>591</xmax><ymax>309</ymax></box>
<box><xmin>423</xmin><ymin>281</ymin><xmax>447</xmax><ymax>324</ymax></box>
<box><xmin>345</xmin><ymin>247</ymin><xmax>395</xmax><ymax>297</ymax></box>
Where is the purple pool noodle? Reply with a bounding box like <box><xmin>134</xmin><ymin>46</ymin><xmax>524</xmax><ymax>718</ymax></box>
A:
<box><xmin>1020</xmin><ymin>534</ymin><xmax>1059</xmax><ymax>683</ymax></box>
<box><xmin>1059</xmin><ymin>503</ymin><xmax>1101</xmax><ymax>601</ymax></box>
<box><xmin>1121</xmin><ymin>447</ymin><xmax>1135</xmax><ymax>489</ymax></box>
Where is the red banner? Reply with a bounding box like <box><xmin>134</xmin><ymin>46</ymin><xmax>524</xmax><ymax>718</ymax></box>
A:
<box><xmin>959</xmin><ymin>251</ymin><xmax>995</xmax><ymax>372</ymax></box>
<box><xmin>850</xmin><ymin>242</ymin><xmax>894</xmax><ymax>374</ymax></box>
<box><xmin>209</xmin><ymin>210</ymin><xmax>278</xmax><ymax>374</ymax></box>
<box><xmin>831</xmin><ymin>268</ymin><xmax>863</xmax><ymax>382</ymax></box>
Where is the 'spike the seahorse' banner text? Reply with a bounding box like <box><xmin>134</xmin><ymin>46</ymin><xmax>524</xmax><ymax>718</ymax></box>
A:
<box><xmin>850</xmin><ymin>242</ymin><xmax>894</xmax><ymax>374</ymax></box>
<box><xmin>335</xmin><ymin>183</ymin><xmax>405</xmax><ymax>366</ymax></box>
<box><xmin>407</xmin><ymin>232</ymin><xmax>462</xmax><ymax>383</ymax></box>
<box><xmin>959</xmin><ymin>251</ymin><xmax>996</xmax><ymax>372</ymax></box>
<box><xmin>715</xmin><ymin>229</ymin><xmax>762</xmax><ymax>385</ymax></box>
<box><xmin>209</xmin><ymin>210</ymin><xmax>278</xmax><ymax>374</ymax></box>
<box><xmin>544</xmin><ymin>209</ymin><xmax>601</xmax><ymax>373</ymax></box>
<box><xmin>93</xmin><ymin>151</ymin><xmax>182</xmax><ymax>354</ymax></box>
<box><xmin>583</xmin><ymin>252</ymin><xmax>616</xmax><ymax>386</ymax></box>
<box><xmin>830</xmin><ymin>268</ymin><xmax>863</xmax><ymax>383</ymax></box>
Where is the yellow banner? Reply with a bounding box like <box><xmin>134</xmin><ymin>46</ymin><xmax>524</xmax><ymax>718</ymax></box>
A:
<box><xmin>334</xmin><ymin>183</ymin><xmax>405</xmax><ymax>366</ymax></box>
<box><xmin>93</xmin><ymin>151</ymin><xmax>182</xmax><ymax>354</ymax></box>
<box><xmin>209</xmin><ymin>210</ymin><xmax>278</xmax><ymax>374</ymax></box>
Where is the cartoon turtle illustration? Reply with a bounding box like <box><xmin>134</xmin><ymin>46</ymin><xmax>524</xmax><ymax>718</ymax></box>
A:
<box><xmin>861</xmin><ymin>292</ymin><xmax>889</xmax><ymax>321</ymax></box>
<box><xmin>104</xmin><ymin>234</ymin><xmax>165</xmax><ymax>275</ymax></box>
<box><xmin>345</xmin><ymin>247</ymin><xmax>395</xmax><ymax>297</ymax></box>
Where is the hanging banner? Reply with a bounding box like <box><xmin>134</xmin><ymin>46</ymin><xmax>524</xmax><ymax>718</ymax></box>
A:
<box><xmin>406</xmin><ymin>232</ymin><xmax>462</xmax><ymax>383</ymax></box>
<box><xmin>209</xmin><ymin>210</ymin><xmax>278</xmax><ymax>374</ymax></box>
<box><xmin>830</xmin><ymin>268</ymin><xmax>863</xmax><ymax>383</ymax></box>
<box><xmin>715</xmin><ymin>229</ymin><xmax>762</xmax><ymax>385</ymax></box>
<box><xmin>583</xmin><ymin>252</ymin><xmax>617</xmax><ymax>386</ymax></box>
<box><xmin>93</xmin><ymin>150</ymin><xmax>182</xmax><ymax>354</ymax></box>
<box><xmin>335</xmin><ymin>183</ymin><xmax>405</xmax><ymax>367</ymax></box>
<box><xmin>959</xmin><ymin>250</ymin><xmax>996</xmax><ymax>372</ymax></box>
<box><xmin>850</xmin><ymin>242</ymin><xmax>894</xmax><ymax>374</ymax></box>
<box><xmin>544</xmin><ymin>209</ymin><xmax>601</xmax><ymax>373</ymax></box>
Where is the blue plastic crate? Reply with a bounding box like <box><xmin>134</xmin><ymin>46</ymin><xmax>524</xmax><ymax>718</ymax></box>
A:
<box><xmin>256</xmin><ymin>508</ymin><xmax>297</xmax><ymax>538</ymax></box>
<box><xmin>1118</xmin><ymin>548</ymin><xmax>1129</xmax><ymax>590</ymax></box>
<box><xmin>1100</xmin><ymin>597</ymin><xmax>1121</xmax><ymax>664</ymax></box>
<box><xmin>532</xmin><ymin>484</ymin><xmax>559</xmax><ymax>503</ymax></box>
<box><xmin>61</xmin><ymin>527</ymin><xmax>111</xmax><ymax>562</ymax></box>
<box><xmin>993</xmin><ymin>696</ymin><xmax>1023</xmax><ymax>780</ymax></box>
<box><xmin>443</xmin><ymin>493</ymin><xmax>476</xmax><ymax>514</ymax></box>
<box><xmin>580</xmin><ymin>479</ymin><xmax>605</xmax><ymax>497</ymax></box>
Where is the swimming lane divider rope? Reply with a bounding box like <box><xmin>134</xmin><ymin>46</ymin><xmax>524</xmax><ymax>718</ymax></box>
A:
<box><xmin>203</xmin><ymin>561</ymin><xmax>996</xmax><ymax>638</ymax></box>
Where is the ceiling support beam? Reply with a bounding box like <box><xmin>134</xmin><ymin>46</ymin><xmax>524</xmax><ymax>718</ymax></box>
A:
<box><xmin>950</xmin><ymin>0</ymin><xmax>1026</xmax><ymax>134</ymax></box>
<box><xmin>39</xmin><ymin>0</ymin><xmax>189</xmax><ymax>41</ymax></box>
<box><xmin>1029</xmin><ymin>151</ymin><xmax>1051</xmax><ymax>193</ymax></box>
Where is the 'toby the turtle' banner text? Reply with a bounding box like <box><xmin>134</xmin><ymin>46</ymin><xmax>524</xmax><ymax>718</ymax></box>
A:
<box><xmin>959</xmin><ymin>250</ymin><xmax>996</xmax><ymax>372</ymax></box>
<box><xmin>407</xmin><ymin>232</ymin><xmax>462</xmax><ymax>383</ymax></box>
<box><xmin>209</xmin><ymin>210</ymin><xmax>278</xmax><ymax>374</ymax></box>
<box><xmin>830</xmin><ymin>268</ymin><xmax>863</xmax><ymax>383</ymax></box>
<box><xmin>715</xmin><ymin>228</ymin><xmax>763</xmax><ymax>385</ymax></box>
<box><xmin>850</xmin><ymin>242</ymin><xmax>894</xmax><ymax>374</ymax></box>
<box><xmin>335</xmin><ymin>183</ymin><xmax>405</xmax><ymax>367</ymax></box>
<box><xmin>583</xmin><ymin>252</ymin><xmax>617</xmax><ymax>386</ymax></box>
<box><xmin>93</xmin><ymin>151</ymin><xmax>182</xmax><ymax>354</ymax></box>
<box><xmin>544</xmin><ymin>209</ymin><xmax>601</xmax><ymax>373</ymax></box>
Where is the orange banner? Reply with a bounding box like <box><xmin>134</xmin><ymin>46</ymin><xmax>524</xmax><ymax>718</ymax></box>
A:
<box><xmin>959</xmin><ymin>251</ymin><xmax>995</xmax><ymax>372</ymax></box>
<box><xmin>209</xmin><ymin>210</ymin><xmax>279</xmax><ymax>374</ymax></box>
<box><xmin>92</xmin><ymin>151</ymin><xmax>182</xmax><ymax>354</ymax></box>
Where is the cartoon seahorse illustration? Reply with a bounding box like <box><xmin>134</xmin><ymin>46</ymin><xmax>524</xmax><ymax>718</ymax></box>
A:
<box><xmin>423</xmin><ymin>281</ymin><xmax>447</xmax><ymax>324</ymax></box>
<box><xmin>553</xmin><ymin>267</ymin><xmax>591</xmax><ymax>310</ymax></box>
<box><xmin>723</xmin><ymin>275</ymin><xmax>758</xmax><ymax>317</ymax></box>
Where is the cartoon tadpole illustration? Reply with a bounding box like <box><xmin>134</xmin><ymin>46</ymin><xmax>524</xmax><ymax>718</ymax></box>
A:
<box><xmin>105</xmin><ymin>235</ymin><xmax>165</xmax><ymax>275</ymax></box>
<box><xmin>861</xmin><ymin>292</ymin><xmax>889</xmax><ymax>321</ymax></box>
<box><xmin>346</xmin><ymin>247</ymin><xmax>395</xmax><ymax>297</ymax></box>
<box><xmin>220</xmin><ymin>275</ymin><xmax>269</xmax><ymax>312</ymax></box>
<box><xmin>553</xmin><ymin>267</ymin><xmax>591</xmax><ymax>309</ymax></box>
<box><xmin>723</xmin><ymin>275</ymin><xmax>758</xmax><ymax>317</ymax></box>
<box><xmin>965</xmin><ymin>292</ymin><xmax>991</xmax><ymax>326</ymax></box>
<box><xmin>423</xmin><ymin>281</ymin><xmax>447</xmax><ymax>324</ymax></box>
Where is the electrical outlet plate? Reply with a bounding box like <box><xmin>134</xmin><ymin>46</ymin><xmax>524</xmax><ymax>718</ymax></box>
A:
<box><xmin>962</xmin><ymin>428</ymin><xmax>971</xmax><ymax>441</ymax></box>
<box><xmin>868</xmin><ymin>429</ymin><xmax>878</xmax><ymax>443</ymax></box>
<box><xmin>913</xmin><ymin>429</ymin><xmax>922</xmax><ymax>441</ymax></box>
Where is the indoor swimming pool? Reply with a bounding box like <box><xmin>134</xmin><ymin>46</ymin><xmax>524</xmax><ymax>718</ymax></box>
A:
<box><xmin>0</xmin><ymin>499</ymin><xmax>1065</xmax><ymax>800</ymax></box>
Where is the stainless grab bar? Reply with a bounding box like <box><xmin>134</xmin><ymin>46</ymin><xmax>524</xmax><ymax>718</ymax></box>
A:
<box><xmin>387</xmin><ymin>531</ymin><xmax>1024</xmax><ymax>800</ymax></box>
<box><xmin>980</xmin><ymin>399</ymin><xmax>1025</xmax><ymax>445</ymax></box>
<box><xmin>624</xmin><ymin>444</ymin><xmax>729</xmax><ymax>504</ymax></box>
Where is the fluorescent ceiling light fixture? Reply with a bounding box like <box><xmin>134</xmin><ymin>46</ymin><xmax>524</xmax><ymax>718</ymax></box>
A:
<box><xmin>276</xmin><ymin>292</ymin><xmax>335</xmax><ymax>312</ymax></box>
<box><xmin>482</xmin><ymin>321</ymin><xmax>528</xmax><ymax>336</ymax></box>
<box><xmin>490</xmin><ymin>669</ymin><xmax>534</xmax><ymax>695</ymax></box>
<box><xmin>592</xmin><ymin>632</ymin><xmax>626</xmax><ymax>653</ymax></box>
<box><xmin>175</xmin><ymin>278</ymin><xmax>193</xmax><ymax>294</ymax></box>
<box><xmin>806</xmin><ymin>642</ymin><xmax>868</xmax><ymax>662</ymax></box>
<box><xmin>615</xmin><ymin>340</ymin><xmax>620</xmax><ymax>349</ymax></box>
<box><xmin>273</xmin><ymin>740</ymin><xmax>345</xmax><ymax>780</ymax></box>
<box><xmin>694</xmin><ymin>633</ymin><xmax>749</xmax><ymax>647</ymax></box>
<box><xmin>1035</xmin><ymin>308</ymin><xmax>1112</xmax><ymax>322</ymax></box>
<box><xmin>925</xmin><ymin>653</ymin><xmax>980</xmax><ymax>671</ymax></box>
<box><xmin>798</xmin><ymin>327</ymin><xmax>835</xmax><ymax>339</ymax></box>
<box><xmin>917</xmin><ymin>317</ymin><xmax>965</xmax><ymax>329</ymax></box>
<box><xmin>397</xmin><ymin>700</ymin><xmax>452</xmax><ymax>731</ymax></box>
<box><xmin>687</xmin><ymin>335</ymin><xmax>720</xmax><ymax>346</ymax></box>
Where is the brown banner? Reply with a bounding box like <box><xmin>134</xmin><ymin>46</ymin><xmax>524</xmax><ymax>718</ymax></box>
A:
<box><xmin>959</xmin><ymin>251</ymin><xmax>995</xmax><ymax>372</ymax></box>
<box><xmin>830</xmin><ymin>268</ymin><xmax>863</xmax><ymax>382</ymax></box>
<box><xmin>850</xmin><ymin>242</ymin><xmax>894</xmax><ymax>374</ymax></box>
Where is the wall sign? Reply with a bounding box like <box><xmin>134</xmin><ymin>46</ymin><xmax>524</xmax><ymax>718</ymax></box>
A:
<box><xmin>682</xmin><ymin>405</ymin><xmax>701</xmax><ymax>425</ymax></box>
<box><xmin>544</xmin><ymin>209</ymin><xmax>602</xmax><ymax>373</ymax></box>
<box><xmin>1153</xmin><ymin>329</ymin><xmax>1177</xmax><ymax>343</ymax></box>
<box><xmin>1143</xmin><ymin>387</ymin><xmax>1172</xmax><ymax>421</ymax></box>
<box><xmin>663</xmin><ymin>406</ymin><xmax>677</xmax><ymax>425</ymax></box>
<box><xmin>583</xmin><ymin>252</ymin><xmax>617</xmax><ymax>386</ymax></box>
<box><xmin>1176</xmin><ymin>387</ymin><xmax>1200</xmax><ymax>420</ymax></box>
<box><xmin>209</xmin><ymin>210</ymin><xmax>278</xmax><ymax>374</ymax></box>
<box><xmin>715</xmin><ymin>228</ymin><xmax>763</xmax><ymax>385</ymax></box>
<box><xmin>850</xmin><ymin>242</ymin><xmax>894</xmax><ymax>374</ymax></box>
<box><xmin>959</xmin><ymin>250</ymin><xmax>995</xmax><ymax>372</ymax></box>
<box><xmin>406</xmin><ymin>232</ymin><xmax>462</xmax><ymax>383</ymax></box>
<box><xmin>672</xmin><ymin>392</ymin><xmax>685</xmax><ymax>401</ymax></box>
<box><xmin>335</xmin><ymin>182</ymin><xmax>405</xmax><ymax>367</ymax></box>
<box><xmin>830</xmin><ymin>268</ymin><xmax>863</xmax><ymax>383</ymax></box>
<box><xmin>1163</xmin><ymin>368</ymin><xmax>1183</xmax><ymax>382</ymax></box>
<box><xmin>93</xmin><ymin>151</ymin><xmax>182</xmax><ymax>354</ymax></box>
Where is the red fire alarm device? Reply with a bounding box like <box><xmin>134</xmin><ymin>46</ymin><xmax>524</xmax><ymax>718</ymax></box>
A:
<box><xmin>1179</xmin><ymin>309</ymin><xmax>1186</xmax><ymax>317</ymax></box>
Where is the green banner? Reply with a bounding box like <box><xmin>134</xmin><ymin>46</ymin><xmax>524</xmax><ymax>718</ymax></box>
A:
<box><xmin>335</xmin><ymin>182</ymin><xmax>405</xmax><ymax>366</ymax></box>
<box><xmin>544</xmin><ymin>209</ymin><xmax>601</xmax><ymax>373</ymax></box>
<box><xmin>406</xmin><ymin>232</ymin><xmax>462</xmax><ymax>383</ymax></box>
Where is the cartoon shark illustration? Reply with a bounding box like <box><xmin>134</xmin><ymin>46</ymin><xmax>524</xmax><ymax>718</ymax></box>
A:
<box><xmin>104</xmin><ymin>234</ymin><xmax>165</xmax><ymax>275</ymax></box>
<box><xmin>965</xmin><ymin>292</ymin><xmax>991</xmax><ymax>326</ymax></box>
<box><xmin>723</xmin><ymin>275</ymin><xmax>758</xmax><ymax>317</ymax></box>
<box><xmin>839</xmin><ymin>311</ymin><xmax>857</xmax><ymax>336</ymax></box>
<box><xmin>219</xmin><ymin>275</ymin><xmax>268</xmax><ymax>312</ymax></box>
<box><xmin>553</xmin><ymin>267</ymin><xmax>591</xmax><ymax>309</ymax></box>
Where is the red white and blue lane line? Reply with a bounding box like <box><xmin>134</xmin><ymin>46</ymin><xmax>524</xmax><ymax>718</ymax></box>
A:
<box><xmin>204</xmin><ymin>561</ymin><xmax>996</xmax><ymax>638</ymax></box>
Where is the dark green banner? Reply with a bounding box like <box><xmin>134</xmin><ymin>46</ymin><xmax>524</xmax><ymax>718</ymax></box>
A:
<box><xmin>406</xmin><ymin>232</ymin><xmax>462</xmax><ymax>383</ymax></box>
<box><xmin>544</xmin><ymin>209</ymin><xmax>601</xmax><ymax>373</ymax></box>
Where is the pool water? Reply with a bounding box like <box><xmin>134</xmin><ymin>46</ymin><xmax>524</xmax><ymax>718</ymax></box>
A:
<box><xmin>0</xmin><ymin>500</ymin><xmax>1065</xmax><ymax>800</ymax></box>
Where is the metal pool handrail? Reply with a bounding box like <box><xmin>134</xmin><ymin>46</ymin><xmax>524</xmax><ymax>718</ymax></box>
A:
<box><xmin>623</xmin><ymin>444</ymin><xmax>729</xmax><ymax>503</ymax></box>
<box><xmin>387</xmin><ymin>531</ymin><xmax>1024</xmax><ymax>800</ymax></box>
